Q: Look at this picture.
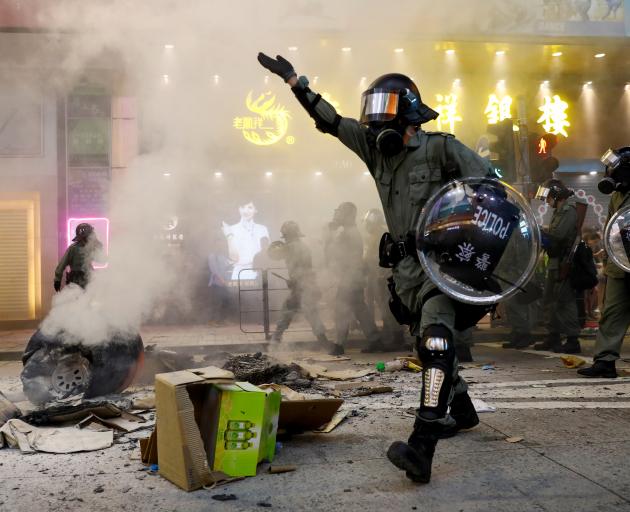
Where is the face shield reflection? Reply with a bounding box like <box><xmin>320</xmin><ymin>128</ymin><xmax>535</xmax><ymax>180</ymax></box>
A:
<box><xmin>359</xmin><ymin>89</ymin><xmax>399</xmax><ymax>125</ymax></box>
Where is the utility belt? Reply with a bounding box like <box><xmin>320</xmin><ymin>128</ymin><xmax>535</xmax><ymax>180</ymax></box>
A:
<box><xmin>378</xmin><ymin>231</ymin><xmax>418</xmax><ymax>326</ymax></box>
<box><xmin>378</xmin><ymin>232</ymin><xmax>418</xmax><ymax>269</ymax></box>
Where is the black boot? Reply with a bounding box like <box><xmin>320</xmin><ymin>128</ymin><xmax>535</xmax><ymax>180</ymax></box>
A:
<box><xmin>328</xmin><ymin>343</ymin><xmax>345</xmax><ymax>356</ymax></box>
<box><xmin>554</xmin><ymin>336</ymin><xmax>581</xmax><ymax>354</ymax></box>
<box><xmin>437</xmin><ymin>392</ymin><xmax>479</xmax><ymax>439</ymax></box>
<box><xmin>502</xmin><ymin>332</ymin><xmax>533</xmax><ymax>349</ymax></box>
<box><xmin>455</xmin><ymin>344</ymin><xmax>473</xmax><ymax>363</ymax></box>
<box><xmin>387</xmin><ymin>419</ymin><xmax>438</xmax><ymax>484</ymax></box>
<box><xmin>534</xmin><ymin>333</ymin><xmax>561</xmax><ymax>351</ymax></box>
<box><xmin>577</xmin><ymin>360</ymin><xmax>617</xmax><ymax>378</ymax></box>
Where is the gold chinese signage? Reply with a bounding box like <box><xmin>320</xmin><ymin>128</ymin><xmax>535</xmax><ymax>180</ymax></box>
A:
<box><xmin>485</xmin><ymin>94</ymin><xmax>512</xmax><ymax>124</ymax></box>
<box><xmin>234</xmin><ymin>91</ymin><xmax>292</xmax><ymax>146</ymax></box>
<box><xmin>537</xmin><ymin>95</ymin><xmax>570</xmax><ymax>137</ymax></box>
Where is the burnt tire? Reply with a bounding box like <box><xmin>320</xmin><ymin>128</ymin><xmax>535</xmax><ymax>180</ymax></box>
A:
<box><xmin>21</xmin><ymin>330</ymin><xmax>144</xmax><ymax>404</ymax></box>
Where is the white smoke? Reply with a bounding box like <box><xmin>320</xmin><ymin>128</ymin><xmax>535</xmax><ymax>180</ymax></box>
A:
<box><xmin>33</xmin><ymin>0</ymin><xmax>498</xmax><ymax>343</ymax></box>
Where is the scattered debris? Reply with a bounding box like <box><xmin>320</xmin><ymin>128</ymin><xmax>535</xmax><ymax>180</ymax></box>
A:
<box><xmin>351</xmin><ymin>386</ymin><xmax>393</xmax><ymax>397</ymax></box>
<box><xmin>279</xmin><ymin>398</ymin><xmax>343</xmax><ymax>433</ymax></box>
<box><xmin>0</xmin><ymin>391</ymin><xmax>20</xmax><ymax>428</ymax></box>
<box><xmin>132</xmin><ymin>395</ymin><xmax>156</xmax><ymax>410</ymax></box>
<box><xmin>211</xmin><ymin>494</ymin><xmax>237</xmax><ymax>501</ymax></box>
<box><xmin>376</xmin><ymin>360</ymin><xmax>421</xmax><ymax>372</ymax></box>
<box><xmin>93</xmin><ymin>485</ymin><xmax>104</xmax><ymax>494</ymax></box>
<box><xmin>268</xmin><ymin>465</ymin><xmax>297</xmax><ymax>474</ymax></box>
<box><xmin>560</xmin><ymin>355</ymin><xmax>587</xmax><ymax>369</ymax></box>
<box><xmin>0</xmin><ymin>418</ymin><xmax>113</xmax><ymax>453</ymax></box>
<box><xmin>257</xmin><ymin>502</ymin><xmax>272</xmax><ymax>508</ymax></box>
<box><xmin>303</xmin><ymin>354</ymin><xmax>351</xmax><ymax>363</ymax></box>
<box><xmin>22</xmin><ymin>396</ymin><xmax>133</xmax><ymax>426</ymax></box>
<box><xmin>471</xmin><ymin>398</ymin><xmax>496</xmax><ymax>413</ymax></box>
<box><xmin>78</xmin><ymin>410</ymin><xmax>148</xmax><ymax>432</ymax></box>
<box><xmin>223</xmin><ymin>353</ymin><xmax>312</xmax><ymax>389</ymax></box>
<box><xmin>314</xmin><ymin>410</ymin><xmax>349</xmax><ymax>433</ymax></box>
<box><xmin>482</xmin><ymin>364</ymin><xmax>496</xmax><ymax>371</ymax></box>
<box><xmin>505</xmin><ymin>437</ymin><xmax>524</xmax><ymax>443</ymax></box>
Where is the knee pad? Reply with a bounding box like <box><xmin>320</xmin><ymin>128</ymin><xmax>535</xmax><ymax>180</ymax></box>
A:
<box><xmin>416</xmin><ymin>325</ymin><xmax>454</xmax><ymax>421</ymax></box>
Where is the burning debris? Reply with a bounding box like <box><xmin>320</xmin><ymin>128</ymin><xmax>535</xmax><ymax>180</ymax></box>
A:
<box><xmin>222</xmin><ymin>352</ymin><xmax>312</xmax><ymax>389</ymax></box>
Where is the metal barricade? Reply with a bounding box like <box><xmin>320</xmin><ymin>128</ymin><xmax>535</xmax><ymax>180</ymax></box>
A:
<box><xmin>236</xmin><ymin>267</ymin><xmax>331</xmax><ymax>340</ymax></box>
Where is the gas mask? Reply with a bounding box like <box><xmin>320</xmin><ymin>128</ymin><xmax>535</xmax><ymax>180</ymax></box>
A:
<box><xmin>598</xmin><ymin>147</ymin><xmax>630</xmax><ymax>195</ymax></box>
<box><xmin>367</xmin><ymin>119</ymin><xmax>407</xmax><ymax>157</ymax></box>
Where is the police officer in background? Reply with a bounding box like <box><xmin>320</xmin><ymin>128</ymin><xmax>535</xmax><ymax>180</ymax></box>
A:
<box><xmin>268</xmin><ymin>221</ymin><xmax>331</xmax><ymax>348</ymax></box>
<box><xmin>579</xmin><ymin>147</ymin><xmax>630</xmax><ymax>378</ymax></box>
<box><xmin>363</xmin><ymin>208</ymin><xmax>406</xmax><ymax>350</ymax></box>
<box><xmin>54</xmin><ymin>223</ymin><xmax>103</xmax><ymax>291</ymax></box>
<box><xmin>325</xmin><ymin>202</ymin><xmax>382</xmax><ymax>355</ymax></box>
<box><xmin>533</xmin><ymin>179</ymin><xmax>583</xmax><ymax>354</ymax></box>
<box><xmin>258</xmin><ymin>52</ymin><xmax>492</xmax><ymax>483</ymax></box>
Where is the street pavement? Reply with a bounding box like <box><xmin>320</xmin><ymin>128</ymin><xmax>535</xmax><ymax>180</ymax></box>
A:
<box><xmin>1</xmin><ymin>328</ymin><xmax>630</xmax><ymax>511</ymax></box>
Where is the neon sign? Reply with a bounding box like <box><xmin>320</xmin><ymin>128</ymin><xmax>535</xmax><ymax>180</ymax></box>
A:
<box><xmin>434</xmin><ymin>93</ymin><xmax>462</xmax><ymax>134</ymax></box>
<box><xmin>485</xmin><ymin>94</ymin><xmax>512</xmax><ymax>124</ymax></box>
<box><xmin>537</xmin><ymin>95</ymin><xmax>570</xmax><ymax>137</ymax></box>
<box><xmin>233</xmin><ymin>91</ymin><xmax>292</xmax><ymax>146</ymax></box>
<box><xmin>67</xmin><ymin>217</ymin><xmax>109</xmax><ymax>269</ymax></box>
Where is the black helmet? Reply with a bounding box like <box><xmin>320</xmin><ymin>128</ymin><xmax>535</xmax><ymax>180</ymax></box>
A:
<box><xmin>73</xmin><ymin>223</ymin><xmax>94</xmax><ymax>242</ymax></box>
<box><xmin>535</xmin><ymin>178</ymin><xmax>572</xmax><ymax>203</ymax></box>
<box><xmin>280</xmin><ymin>221</ymin><xmax>303</xmax><ymax>240</ymax></box>
<box><xmin>599</xmin><ymin>147</ymin><xmax>630</xmax><ymax>194</ymax></box>
<box><xmin>333</xmin><ymin>202</ymin><xmax>358</xmax><ymax>226</ymax></box>
<box><xmin>359</xmin><ymin>73</ymin><xmax>438</xmax><ymax>126</ymax></box>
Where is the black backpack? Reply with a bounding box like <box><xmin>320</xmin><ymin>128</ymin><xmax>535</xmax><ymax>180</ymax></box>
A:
<box><xmin>569</xmin><ymin>241</ymin><xmax>598</xmax><ymax>291</ymax></box>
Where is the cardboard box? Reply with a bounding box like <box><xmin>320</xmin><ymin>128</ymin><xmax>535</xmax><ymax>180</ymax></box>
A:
<box><xmin>155</xmin><ymin>366</ymin><xmax>280</xmax><ymax>491</ymax></box>
<box><xmin>210</xmin><ymin>382</ymin><xmax>281</xmax><ymax>477</ymax></box>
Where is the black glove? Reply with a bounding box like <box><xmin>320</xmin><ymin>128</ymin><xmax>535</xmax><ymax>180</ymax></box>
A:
<box><xmin>54</xmin><ymin>281</ymin><xmax>61</xmax><ymax>292</ymax></box>
<box><xmin>257</xmin><ymin>53</ymin><xmax>296</xmax><ymax>83</ymax></box>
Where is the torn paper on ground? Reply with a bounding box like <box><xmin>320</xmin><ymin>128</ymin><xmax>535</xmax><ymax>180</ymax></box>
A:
<box><xmin>0</xmin><ymin>418</ymin><xmax>113</xmax><ymax>453</ymax></box>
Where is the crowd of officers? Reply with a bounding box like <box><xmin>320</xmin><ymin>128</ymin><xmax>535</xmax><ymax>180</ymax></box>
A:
<box><xmin>267</xmin><ymin>203</ymin><xmax>406</xmax><ymax>356</ymax></box>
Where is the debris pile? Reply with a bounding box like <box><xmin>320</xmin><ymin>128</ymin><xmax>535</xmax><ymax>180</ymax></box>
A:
<box><xmin>222</xmin><ymin>352</ymin><xmax>312</xmax><ymax>389</ymax></box>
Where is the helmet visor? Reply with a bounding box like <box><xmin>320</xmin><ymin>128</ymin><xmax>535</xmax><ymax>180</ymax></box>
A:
<box><xmin>534</xmin><ymin>185</ymin><xmax>551</xmax><ymax>201</ymax></box>
<box><xmin>601</xmin><ymin>148</ymin><xmax>621</xmax><ymax>169</ymax></box>
<box><xmin>359</xmin><ymin>88</ymin><xmax>400</xmax><ymax>125</ymax></box>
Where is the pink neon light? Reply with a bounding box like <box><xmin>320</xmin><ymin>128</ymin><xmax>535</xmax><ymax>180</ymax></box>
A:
<box><xmin>67</xmin><ymin>217</ymin><xmax>110</xmax><ymax>269</ymax></box>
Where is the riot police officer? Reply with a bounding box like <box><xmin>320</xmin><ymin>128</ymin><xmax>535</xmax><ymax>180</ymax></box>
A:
<box><xmin>258</xmin><ymin>53</ymin><xmax>493</xmax><ymax>483</ymax></box>
<box><xmin>268</xmin><ymin>221</ymin><xmax>330</xmax><ymax>347</ymax></box>
<box><xmin>325</xmin><ymin>202</ymin><xmax>382</xmax><ymax>355</ymax></box>
<box><xmin>54</xmin><ymin>223</ymin><xmax>103</xmax><ymax>291</ymax></box>
<box><xmin>579</xmin><ymin>147</ymin><xmax>630</xmax><ymax>378</ymax></box>
<box><xmin>533</xmin><ymin>179</ymin><xmax>583</xmax><ymax>354</ymax></box>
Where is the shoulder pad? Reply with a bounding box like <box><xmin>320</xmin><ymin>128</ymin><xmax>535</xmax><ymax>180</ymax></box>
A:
<box><xmin>424</xmin><ymin>131</ymin><xmax>455</xmax><ymax>138</ymax></box>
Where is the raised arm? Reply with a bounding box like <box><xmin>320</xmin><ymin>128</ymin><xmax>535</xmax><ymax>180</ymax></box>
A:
<box><xmin>257</xmin><ymin>52</ymin><xmax>374</xmax><ymax>168</ymax></box>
